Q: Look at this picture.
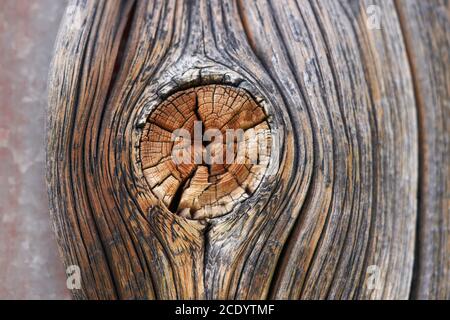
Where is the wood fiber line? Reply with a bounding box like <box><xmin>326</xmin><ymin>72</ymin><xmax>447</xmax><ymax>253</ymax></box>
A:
<box><xmin>237</xmin><ymin>0</ymin><xmax>418</xmax><ymax>299</ymax></box>
<box><xmin>395</xmin><ymin>0</ymin><xmax>450</xmax><ymax>300</ymax></box>
<box><xmin>47</xmin><ymin>0</ymin><xmax>446</xmax><ymax>300</ymax></box>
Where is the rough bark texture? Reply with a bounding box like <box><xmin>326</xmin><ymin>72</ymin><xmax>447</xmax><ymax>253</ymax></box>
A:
<box><xmin>47</xmin><ymin>0</ymin><xmax>449</xmax><ymax>299</ymax></box>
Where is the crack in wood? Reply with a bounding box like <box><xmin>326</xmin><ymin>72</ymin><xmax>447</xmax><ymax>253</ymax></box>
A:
<box><xmin>140</xmin><ymin>84</ymin><xmax>271</xmax><ymax>220</ymax></box>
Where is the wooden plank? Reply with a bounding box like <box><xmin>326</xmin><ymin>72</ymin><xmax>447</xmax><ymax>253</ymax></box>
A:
<box><xmin>46</xmin><ymin>0</ymin><xmax>446</xmax><ymax>299</ymax></box>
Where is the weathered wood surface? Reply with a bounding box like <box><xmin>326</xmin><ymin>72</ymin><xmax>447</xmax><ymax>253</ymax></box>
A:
<box><xmin>396</xmin><ymin>0</ymin><xmax>449</xmax><ymax>300</ymax></box>
<box><xmin>47</xmin><ymin>0</ymin><xmax>449</xmax><ymax>299</ymax></box>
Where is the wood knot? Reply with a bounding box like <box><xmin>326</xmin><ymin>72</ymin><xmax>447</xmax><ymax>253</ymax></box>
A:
<box><xmin>139</xmin><ymin>84</ymin><xmax>271</xmax><ymax>220</ymax></box>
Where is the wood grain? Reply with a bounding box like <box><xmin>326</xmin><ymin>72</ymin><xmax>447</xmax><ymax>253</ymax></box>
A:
<box><xmin>140</xmin><ymin>84</ymin><xmax>270</xmax><ymax>220</ymax></box>
<box><xmin>47</xmin><ymin>0</ymin><xmax>449</xmax><ymax>299</ymax></box>
<box><xmin>396</xmin><ymin>0</ymin><xmax>449</xmax><ymax>300</ymax></box>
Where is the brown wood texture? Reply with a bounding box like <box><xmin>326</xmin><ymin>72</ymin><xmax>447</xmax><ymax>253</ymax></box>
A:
<box><xmin>140</xmin><ymin>85</ymin><xmax>270</xmax><ymax>220</ymax></box>
<box><xmin>47</xmin><ymin>0</ymin><xmax>449</xmax><ymax>299</ymax></box>
<box><xmin>396</xmin><ymin>0</ymin><xmax>449</xmax><ymax>300</ymax></box>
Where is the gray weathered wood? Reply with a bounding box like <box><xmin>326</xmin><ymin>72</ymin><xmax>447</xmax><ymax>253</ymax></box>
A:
<box><xmin>396</xmin><ymin>0</ymin><xmax>449</xmax><ymax>300</ymax></box>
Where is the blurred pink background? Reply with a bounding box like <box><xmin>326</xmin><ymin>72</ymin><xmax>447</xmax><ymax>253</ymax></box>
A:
<box><xmin>0</xmin><ymin>0</ymin><xmax>70</xmax><ymax>299</ymax></box>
